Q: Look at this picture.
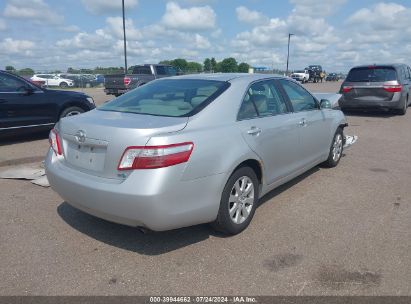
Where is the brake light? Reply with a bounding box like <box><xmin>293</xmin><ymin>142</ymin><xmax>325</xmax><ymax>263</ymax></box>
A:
<box><xmin>118</xmin><ymin>142</ymin><xmax>194</xmax><ymax>170</ymax></box>
<box><xmin>124</xmin><ymin>76</ymin><xmax>131</xmax><ymax>86</ymax></box>
<box><xmin>383</xmin><ymin>84</ymin><xmax>402</xmax><ymax>93</ymax></box>
<box><xmin>49</xmin><ymin>129</ymin><xmax>62</xmax><ymax>155</ymax></box>
<box><xmin>342</xmin><ymin>86</ymin><xmax>353</xmax><ymax>93</ymax></box>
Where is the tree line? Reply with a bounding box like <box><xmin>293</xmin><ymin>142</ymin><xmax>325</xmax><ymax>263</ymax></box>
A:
<box><xmin>4</xmin><ymin>57</ymin><xmax>251</xmax><ymax>76</ymax></box>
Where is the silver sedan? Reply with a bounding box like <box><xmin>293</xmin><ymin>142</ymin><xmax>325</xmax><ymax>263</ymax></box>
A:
<box><xmin>46</xmin><ymin>73</ymin><xmax>355</xmax><ymax>235</ymax></box>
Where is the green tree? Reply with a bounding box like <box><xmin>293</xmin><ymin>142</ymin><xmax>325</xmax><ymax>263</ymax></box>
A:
<box><xmin>171</xmin><ymin>58</ymin><xmax>189</xmax><ymax>72</ymax></box>
<box><xmin>238</xmin><ymin>62</ymin><xmax>250</xmax><ymax>73</ymax></box>
<box><xmin>210</xmin><ymin>58</ymin><xmax>217</xmax><ymax>73</ymax></box>
<box><xmin>5</xmin><ymin>66</ymin><xmax>15</xmax><ymax>72</ymax></box>
<box><xmin>203</xmin><ymin>58</ymin><xmax>211</xmax><ymax>72</ymax></box>
<box><xmin>18</xmin><ymin>68</ymin><xmax>34</xmax><ymax>76</ymax></box>
<box><xmin>186</xmin><ymin>62</ymin><xmax>203</xmax><ymax>73</ymax></box>
<box><xmin>220</xmin><ymin>57</ymin><xmax>238</xmax><ymax>73</ymax></box>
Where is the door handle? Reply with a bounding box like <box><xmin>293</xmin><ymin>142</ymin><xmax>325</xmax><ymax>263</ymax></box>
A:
<box><xmin>299</xmin><ymin>118</ymin><xmax>307</xmax><ymax>127</ymax></box>
<box><xmin>247</xmin><ymin>126</ymin><xmax>262</xmax><ymax>136</ymax></box>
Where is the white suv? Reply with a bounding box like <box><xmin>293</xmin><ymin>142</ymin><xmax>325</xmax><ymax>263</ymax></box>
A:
<box><xmin>31</xmin><ymin>74</ymin><xmax>74</xmax><ymax>88</ymax></box>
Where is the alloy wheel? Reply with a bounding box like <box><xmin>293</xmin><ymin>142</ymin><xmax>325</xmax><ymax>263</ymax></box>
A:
<box><xmin>228</xmin><ymin>176</ymin><xmax>254</xmax><ymax>225</ymax></box>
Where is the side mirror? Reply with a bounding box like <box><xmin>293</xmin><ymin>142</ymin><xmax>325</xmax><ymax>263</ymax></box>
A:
<box><xmin>320</xmin><ymin>99</ymin><xmax>332</xmax><ymax>109</ymax></box>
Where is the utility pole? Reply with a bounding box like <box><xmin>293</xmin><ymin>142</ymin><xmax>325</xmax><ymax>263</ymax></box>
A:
<box><xmin>122</xmin><ymin>0</ymin><xmax>128</xmax><ymax>73</ymax></box>
<box><xmin>286</xmin><ymin>33</ymin><xmax>294</xmax><ymax>76</ymax></box>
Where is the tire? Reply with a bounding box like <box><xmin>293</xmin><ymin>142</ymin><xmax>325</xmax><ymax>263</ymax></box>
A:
<box><xmin>211</xmin><ymin>167</ymin><xmax>259</xmax><ymax>235</ymax></box>
<box><xmin>396</xmin><ymin>98</ymin><xmax>408</xmax><ymax>115</ymax></box>
<box><xmin>322</xmin><ymin>128</ymin><xmax>344</xmax><ymax>168</ymax></box>
<box><xmin>59</xmin><ymin>82</ymin><xmax>68</xmax><ymax>89</ymax></box>
<box><xmin>60</xmin><ymin>106</ymin><xmax>85</xmax><ymax>119</ymax></box>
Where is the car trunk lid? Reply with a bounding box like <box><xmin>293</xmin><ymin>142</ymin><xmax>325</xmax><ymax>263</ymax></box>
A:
<box><xmin>58</xmin><ymin>109</ymin><xmax>188</xmax><ymax>179</ymax></box>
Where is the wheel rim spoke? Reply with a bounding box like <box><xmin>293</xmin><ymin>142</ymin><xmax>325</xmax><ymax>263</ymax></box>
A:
<box><xmin>228</xmin><ymin>175</ymin><xmax>255</xmax><ymax>225</ymax></box>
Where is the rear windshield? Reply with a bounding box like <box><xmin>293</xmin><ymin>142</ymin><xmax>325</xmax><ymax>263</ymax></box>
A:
<box><xmin>346</xmin><ymin>67</ymin><xmax>397</xmax><ymax>82</ymax></box>
<box><xmin>99</xmin><ymin>79</ymin><xmax>230</xmax><ymax>117</ymax></box>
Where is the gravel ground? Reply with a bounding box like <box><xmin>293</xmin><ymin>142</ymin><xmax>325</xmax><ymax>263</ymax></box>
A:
<box><xmin>0</xmin><ymin>80</ymin><xmax>410</xmax><ymax>296</ymax></box>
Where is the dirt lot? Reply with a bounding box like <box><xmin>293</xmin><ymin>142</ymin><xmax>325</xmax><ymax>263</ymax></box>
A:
<box><xmin>0</xmin><ymin>81</ymin><xmax>410</xmax><ymax>295</ymax></box>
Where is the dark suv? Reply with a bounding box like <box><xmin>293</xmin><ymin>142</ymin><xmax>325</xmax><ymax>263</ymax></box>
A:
<box><xmin>0</xmin><ymin>70</ymin><xmax>96</xmax><ymax>137</ymax></box>
<box><xmin>339</xmin><ymin>64</ymin><xmax>411</xmax><ymax>115</ymax></box>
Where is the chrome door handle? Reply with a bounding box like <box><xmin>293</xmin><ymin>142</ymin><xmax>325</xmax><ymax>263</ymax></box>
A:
<box><xmin>299</xmin><ymin>119</ymin><xmax>307</xmax><ymax>127</ymax></box>
<box><xmin>247</xmin><ymin>127</ymin><xmax>262</xmax><ymax>136</ymax></box>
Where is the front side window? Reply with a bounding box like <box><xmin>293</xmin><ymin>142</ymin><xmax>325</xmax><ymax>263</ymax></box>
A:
<box><xmin>99</xmin><ymin>79</ymin><xmax>229</xmax><ymax>117</ymax></box>
<box><xmin>279</xmin><ymin>79</ymin><xmax>318</xmax><ymax>112</ymax></box>
<box><xmin>0</xmin><ymin>74</ymin><xmax>28</xmax><ymax>92</ymax></box>
<box><xmin>238</xmin><ymin>80</ymin><xmax>288</xmax><ymax>120</ymax></box>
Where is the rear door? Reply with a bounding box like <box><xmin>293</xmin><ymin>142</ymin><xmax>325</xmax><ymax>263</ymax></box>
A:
<box><xmin>236</xmin><ymin>79</ymin><xmax>301</xmax><ymax>185</ymax></box>
<box><xmin>278</xmin><ymin>79</ymin><xmax>332</xmax><ymax>167</ymax></box>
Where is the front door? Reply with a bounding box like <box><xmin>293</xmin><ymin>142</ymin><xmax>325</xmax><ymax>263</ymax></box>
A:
<box><xmin>278</xmin><ymin>79</ymin><xmax>332</xmax><ymax>167</ymax></box>
<box><xmin>236</xmin><ymin>79</ymin><xmax>301</xmax><ymax>185</ymax></box>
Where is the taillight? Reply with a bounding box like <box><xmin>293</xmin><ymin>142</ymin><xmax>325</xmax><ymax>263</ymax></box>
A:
<box><xmin>383</xmin><ymin>84</ymin><xmax>402</xmax><ymax>93</ymax></box>
<box><xmin>118</xmin><ymin>142</ymin><xmax>194</xmax><ymax>170</ymax></box>
<box><xmin>124</xmin><ymin>77</ymin><xmax>131</xmax><ymax>86</ymax></box>
<box><xmin>342</xmin><ymin>86</ymin><xmax>353</xmax><ymax>93</ymax></box>
<box><xmin>49</xmin><ymin>129</ymin><xmax>62</xmax><ymax>155</ymax></box>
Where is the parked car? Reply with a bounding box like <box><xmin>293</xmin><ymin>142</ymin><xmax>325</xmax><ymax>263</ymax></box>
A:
<box><xmin>59</xmin><ymin>74</ymin><xmax>98</xmax><ymax>88</ymax></box>
<box><xmin>291</xmin><ymin>70</ymin><xmax>310</xmax><ymax>83</ymax></box>
<box><xmin>46</xmin><ymin>73</ymin><xmax>356</xmax><ymax>235</ymax></box>
<box><xmin>30</xmin><ymin>74</ymin><xmax>74</xmax><ymax>88</ymax></box>
<box><xmin>0</xmin><ymin>70</ymin><xmax>95</xmax><ymax>137</ymax></box>
<box><xmin>339</xmin><ymin>64</ymin><xmax>411</xmax><ymax>115</ymax></box>
<box><xmin>326</xmin><ymin>73</ymin><xmax>339</xmax><ymax>82</ymax></box>
<box><xmin>95</xmin><ymin>74</ymin><xmax>105</xmax><ymax>86</ymax></box>
<box><xmin>104</xmin><ymin>64</ymin><xmax>181</xmax><ymax>96</ymax></box>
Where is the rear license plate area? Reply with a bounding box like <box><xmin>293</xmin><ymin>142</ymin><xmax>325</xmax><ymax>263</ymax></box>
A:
<box><xmin>65</xmin><ymin>143</ymin><xmax>106</xmax><ymax>172</ymax></box>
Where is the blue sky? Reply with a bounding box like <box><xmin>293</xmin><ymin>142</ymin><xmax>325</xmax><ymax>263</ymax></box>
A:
<box><xmin>1</xmin><ymin>0</ymin><xmax>411</xmax><ymax>72</ymax></box>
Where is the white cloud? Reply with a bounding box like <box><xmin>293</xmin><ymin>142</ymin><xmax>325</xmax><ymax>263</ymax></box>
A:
<box><xmin>194</xmin><ymin>34</ymin><xmax>211</xmax><ymax>49</ymax></box>
<box><xmin>289</xmin><ymin>0</ymin><xmax>347</xmax><ymax>17</ymax></box>
<box><xmin>81</xmin><ymin>0</ymin><xmax>138</xmax><ymax>15</ymax></box>
<box><xmin>106</xmin><ymin>17</ymin><xmax>143</xmax><ymax>40</ymax></box>
<box><xmin>59</xmin><ymin>25</ymin><xmax>81</xmax><ymax>33</ymax></box>
<box><xmin>236</xmin><ymin>6</ymin><xmax>269</xmax><ymax>25</ymax></box>
<box><xmin>162</xmin><ymin>1</ymin><xmax>216</xmax><ymax>31</ymax></box>
<box><xmin>4</xmin><ymin>0</ymin><xmax>63</xmax><ymax>25</ymax></box>
<box><xmin>0</xmin><ymin>38</ymin><xmax>35</xmax><ymax>56</ymax></box>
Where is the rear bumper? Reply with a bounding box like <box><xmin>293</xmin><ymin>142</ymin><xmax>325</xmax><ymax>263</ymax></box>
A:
<box><xmin>339</xmin><ymin>96</ymin><xmax>402</xmax><ymax>110</ymax></box>
<box><xmin>104</xmin><ymin>88</ymin><xmax>129</xmax><ymax>95</ymax></box>
<box><xmin>45</xmin><ymin>150</ymin><xmax>225</xmax><ymax>231</ymax></box>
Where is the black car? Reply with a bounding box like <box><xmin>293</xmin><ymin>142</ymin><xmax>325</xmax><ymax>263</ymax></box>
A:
<box><xmin>339</xmin><ymin>64</ymin><xmax>411</xmax><ymax>115</ymax></box>
<box><xmin>0</xmin><ymin>70</ymin><xmax>96</xmax><ymax>137</ymax></box>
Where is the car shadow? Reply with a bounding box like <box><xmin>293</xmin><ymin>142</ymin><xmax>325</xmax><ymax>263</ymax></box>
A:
<box><xmin>0</xmin><ymin>130</ymin><xmax>49</xmax><ymax>146</ymax></box>
<box><xmin>342</xmin><ymin>109</ymin><xmax>397</xmax><ymax>118</ymax></box>
<box><xmin>57</xmin><ymin>202</ymin><xmax>219</xmax><ymax>255</ymax></box>
<box><xmin>258</xmin><ymin>166</ymin><xmax>320</xmax><ymax>207</ymax></box>
<box><xmin>57</xmin><ymin>166</ymin><xmax>325</xmax><ymax>255</ymax></box>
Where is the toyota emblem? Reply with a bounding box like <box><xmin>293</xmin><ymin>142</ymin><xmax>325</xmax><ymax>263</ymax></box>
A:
<box><xmin>75</xmin><ymin>130</ymin><xmax>86</xmax><ymax>143</ymax></box>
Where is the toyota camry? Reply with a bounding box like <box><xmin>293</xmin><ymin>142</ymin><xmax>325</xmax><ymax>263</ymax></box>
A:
<box><xmin>46</xmin><ymin>73</ymin><xmax>356</xmax><ymax>235</ymax></box>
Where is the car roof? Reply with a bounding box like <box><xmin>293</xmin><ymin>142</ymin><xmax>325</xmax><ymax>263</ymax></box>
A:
<box><xmin>166</xmin><ymin>73</ymin><xmax>286</xmax><ymax>82</ymax></box>
<box><xmin>350</xmin><ymin>64</ymin><xmax>408</xmax><ymax>70</ymax></box>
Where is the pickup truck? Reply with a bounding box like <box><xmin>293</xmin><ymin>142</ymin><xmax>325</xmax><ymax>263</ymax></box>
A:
<box><xmin>306</xmin><ymin>65</ymin><xmax>324</xmax><ymax>83</ymax></box>
<box><xmin>104</xmin><ymin>64</ymin><xmax>180</xmax><ymax>96</ymax></box>
<box><xmin>291</xmin><ymin>70</ymin><xmax>310</xmax><ymax>83</ymax></box>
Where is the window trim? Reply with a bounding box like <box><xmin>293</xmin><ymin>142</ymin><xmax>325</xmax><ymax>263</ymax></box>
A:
<box><xmin>236</xmin><ymin>78</ymin><xmax>292</xmax><ymax>121</ymax></box>
<box><xmin>277</xmin><ymin>79</ymin><xmax>320</xmax><ymax>113</ymax></box>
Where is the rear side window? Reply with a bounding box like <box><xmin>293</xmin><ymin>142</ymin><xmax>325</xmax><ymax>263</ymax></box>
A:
<box><xmin>133</xmin><ymin>66</ymin><xmax>152</xmax><ymax>75</ymax></box>
<box><xmin>99</xmin><ymin>79</ymin><xmax>230</xmax><ymax>117</ymax></box>
<box><xmin>346</xmin><ymin>67</ymin><xmax>397</xmax><ymax>82</ymax></box>
<box><xmin>156</xmin><ymin>66</ymin><xmax>177</xmax><ymax>76</ymax></box>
